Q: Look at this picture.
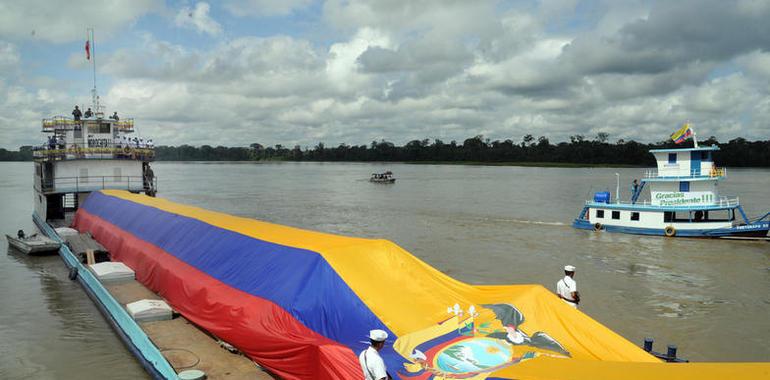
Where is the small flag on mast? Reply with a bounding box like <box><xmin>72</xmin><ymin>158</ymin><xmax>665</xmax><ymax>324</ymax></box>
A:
<box><xmin>85</xmin><ymin>40</ymin><xmax>90</xmax><ymax>60</ymax></box>
<box><xmin>670</xmin><ymin>123</ymin><xmax>693</xmax><ymax>144</ymax></box>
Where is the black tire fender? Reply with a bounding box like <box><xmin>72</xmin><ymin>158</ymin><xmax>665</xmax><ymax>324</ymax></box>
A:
<box><xmin>68</xmin><ymin>267</ymin><xmax>78</xmax><ymax>281</ymax></box>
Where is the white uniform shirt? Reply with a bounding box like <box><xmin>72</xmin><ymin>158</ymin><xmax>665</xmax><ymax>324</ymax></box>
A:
<box><xmin>556</xmin><ymin>275</ymin><xmax>578</xmax><ymax>308</ymax></box>
<box><xmin>359</xmin><ymin>346</ymin><xmax>387</xmax><ymax>380</ymax></box>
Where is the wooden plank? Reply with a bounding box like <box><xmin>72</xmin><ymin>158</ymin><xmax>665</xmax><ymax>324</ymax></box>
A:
<box><xmin>106</xmin><ymin>280</ymin><xmax>276</xmax><ymax>379</ymax></box>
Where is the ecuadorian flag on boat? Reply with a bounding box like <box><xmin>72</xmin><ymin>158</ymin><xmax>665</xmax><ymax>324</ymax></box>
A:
<box><xmin>670</xmin><ymin>123</ymin><xmax>693</xmax><ymax>144</ymax></box>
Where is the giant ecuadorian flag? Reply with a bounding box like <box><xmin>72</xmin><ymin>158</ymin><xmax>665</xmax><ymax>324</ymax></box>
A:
<box><xmin>73</xmin><ymin>190</ymin><xmax>770</xmax><ymax>380</ymax></box>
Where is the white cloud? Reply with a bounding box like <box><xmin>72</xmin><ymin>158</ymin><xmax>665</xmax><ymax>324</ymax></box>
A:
<box><xmin>175</xmin><ymin>2</ymin><xmax>222</xmax><ymax>36</ymax></box>
<box><xmin>326</xmin><ymin>28</ymin><xmax>392</xmax><ymax>94</ymax></box>
<box><xmin>224</xmin><ymin>0</ymin><xmax>313</xmax><ymax>17</ymax></box>
<box><xmin>2</xmin><ymin>0</ymin><xmax>770</xmax><ymax>150</ymax></box>
<box><xmin>0</xmin><ymin>41</ymin><xmax>20</xmax><ymax>73</ymax></box>
<box><xmin>0</xmin><ymin>0</ymin><xmax>160</xmax><ymax>43</ymax></box>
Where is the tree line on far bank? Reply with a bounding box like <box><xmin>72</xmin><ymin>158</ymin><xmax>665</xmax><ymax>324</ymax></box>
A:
<box><xmin>2</xmin><ymin>134</ymin><xmax>769</xmax><ymax>167</ymax></box>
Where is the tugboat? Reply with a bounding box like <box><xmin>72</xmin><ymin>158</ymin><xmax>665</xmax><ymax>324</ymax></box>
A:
<box><xmin>573</xmin><ymin>124</ymin><xmax>770</xmax><ymax>238</ymax></box>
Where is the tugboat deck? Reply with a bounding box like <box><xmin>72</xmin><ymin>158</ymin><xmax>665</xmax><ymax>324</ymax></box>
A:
<box><xmin>106</xmin><ymin>281</ymin><xmax>276</xmax><ymax>379</ymax></box>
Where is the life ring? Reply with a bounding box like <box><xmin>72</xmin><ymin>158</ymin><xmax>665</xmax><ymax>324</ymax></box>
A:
<box><xmin>123</xmin><ymin>146</ymin><xmax>131</xmax><ymax>155</ymax></box>
<box><xmin>593</xmin><ymin>222</ymin><xmax>603</xmax><ymax>231</ymax></box>
<box><xmin>664</xmin><ymin>226</ymin><xmax>676</xmax><ymax>237</ymax></box>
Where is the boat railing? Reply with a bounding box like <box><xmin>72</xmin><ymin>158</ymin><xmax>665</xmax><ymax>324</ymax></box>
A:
<box><xmin>585</xmin><ymin>196</ymin><xmax>739</xmax><ymax>207</ymax></box>
<box><xmin>716</xmin><ymin>196</ymin><xmax>739</xmax><ymax>207</ymax></box>
<box><xmin>42</xmin><ymin>116</ymin><xmax>134</xmax><ymax>132</ymax></box>
<box><xmin>33</xmin><ymin>142</ymin><xmax>154</xmax><ymax>162</ymax></box>
<box><xmin>36</xmin><ymin>175</ymin><xmax>157</xmax><ymax>194</ymax></box>
<box><xmin>644</xmin><ymin>167</ymin><xmax>726</xmax><ymax>179</ymax></box>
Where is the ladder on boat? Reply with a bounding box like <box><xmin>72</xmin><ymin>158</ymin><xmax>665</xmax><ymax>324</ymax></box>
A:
<box><xmin>631</xmin><ymin>181</ymin><xmax>646</xmax><ymax>204</ymax></box>
<box><xmin>64</xmin><ymin>193</ymin><xmax>78</xmax><ymax>211</ymax></box>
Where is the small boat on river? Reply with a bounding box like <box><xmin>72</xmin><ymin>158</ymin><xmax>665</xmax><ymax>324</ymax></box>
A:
<box><xmin>6</xmin><ymin>232</ymin><xmax>60</xmax><ymax>254</ymax></box>
<box><xmin>573</xmin><ymin>124</ymin><xmax>770</xmax><ymax>238</ymax></box>
<box><xmin>370</xmin><ymin>171</ymin><xmax>396</xmax><ymax>183</ymax></box>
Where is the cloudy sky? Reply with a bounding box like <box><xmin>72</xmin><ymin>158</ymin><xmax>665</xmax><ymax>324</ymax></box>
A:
<box><xmin>1</xmin><ymin>0</ymin><xmax>769</xmax><ymax>149</ymax></box>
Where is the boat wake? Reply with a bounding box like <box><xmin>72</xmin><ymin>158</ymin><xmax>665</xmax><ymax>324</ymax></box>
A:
<box><xmin>482</xmin><ymin>217</ymin><xmax>566</xmax><ymax>226</ymax></box>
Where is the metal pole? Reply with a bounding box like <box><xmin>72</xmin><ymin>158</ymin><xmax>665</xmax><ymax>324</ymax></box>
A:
<box><xmin>91</xmin><ymin>28</ymin><xmax>97</xmax><ymax>101</ymax></box>
<box><xmin>615</xmin><ymin>173</ymin><xmax>620</xmax><ymax>203</ymax></box>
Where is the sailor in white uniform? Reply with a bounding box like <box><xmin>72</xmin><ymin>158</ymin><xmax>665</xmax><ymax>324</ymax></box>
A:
<box><xmin>556</xmin><ymin>265</ymin><xmax>580</xmax><ymax>308</ymax></box>
<box><xmin>359</xmin><ymin>329</ymin><xmax>390</xmax><ymax>380</ymax></box>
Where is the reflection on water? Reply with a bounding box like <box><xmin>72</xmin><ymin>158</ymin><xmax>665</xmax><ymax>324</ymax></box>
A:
<box><xmin>1</xmin><ymin>161</ymin><xmax>768</xmax><ymax>378</ymax></box>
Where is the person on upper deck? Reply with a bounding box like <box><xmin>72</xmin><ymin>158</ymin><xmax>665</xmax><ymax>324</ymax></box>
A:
<box><xmin>84</xmin><ymin>107</ymin><xmax>94</xmax><ymax>118</ymax></box>
<box><xmin>110</xmin><ymin>112</ymin><xmax>119</xmax><ymax>121</ymax></box>
<box><xmin>72</xmin><ymin>106</ymin><xmax>82</xmax><ymax>121</ymax></box>
<box><xmin>556</xmin><ymin>265</ymin><xmax>580</xmax><ymax>308</ymax></box>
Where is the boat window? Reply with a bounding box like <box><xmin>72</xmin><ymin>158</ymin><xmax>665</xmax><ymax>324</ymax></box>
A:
<box><xmin>668</xmin><ymin>153</ymin><xmax>676</xmax><ymax>163</ymax></box>
<box><xmin>74</xmin><ymin>126</ymin><xmax>82</xmax><ymax>139</ymax></box>
<box><xmin>612</xmin><ymin>211</ymin><xmax>620</xmax><ymax>220</ymax></box>
<box><xmin>87</xmin><ymin>122</ymin><xmax>111</xmax><ymax>134</ymax></box>
<box><xmin>631</xmin><ymin>212</ymin><xmax>640</xmax><ymax>221</ymax></box>
<box><xmin>664</xmin><ymin>211</ymin><xmax>692</xmax><ymax>222</ymax></box>
<box><xmin>679</xmin><ymin>181</ymin><xmax>690</xmax><ymax>192</ymax></box>
<box><xmin>699</xmin><ymin>209</ymin><xmax>731</xmax><ymax>222</ymax></box>
<box><xmin>596</xmin><ymin>210</ymin><xmax>604</xmax><ymax>218</ymax></box>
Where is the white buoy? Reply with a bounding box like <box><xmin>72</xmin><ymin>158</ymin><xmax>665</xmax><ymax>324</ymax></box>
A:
<box><xmin>54</xmin><ymin>227</ymin><xmax>79</xmax><ymax>237</ymax></box>
<box><xmin>89</xmin><ymin>262</ymin><xmax>135</xmax><ymax>283</ymax></box>
<box><xmin>178</xmin><ymin>369</ymin><xmax>206</xmax><ymax>380</ymax></box>
<box><xmin>126</xmin><ymin>299</ymin><xmax>173</xmax><ymax>322</ymax></box>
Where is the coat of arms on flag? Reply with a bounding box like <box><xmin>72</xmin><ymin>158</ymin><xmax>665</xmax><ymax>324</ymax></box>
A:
<box><xmin>392</xmin><ymin>303</ymin><xmax>570</xmax><ymax>379</ymax></box>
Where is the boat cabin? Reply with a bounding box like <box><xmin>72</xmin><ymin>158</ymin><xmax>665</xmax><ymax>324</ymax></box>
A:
<box><xmin>33</xmin><ymin>115</ymin><xmax>156</xmax><ymax>221</ymax></box>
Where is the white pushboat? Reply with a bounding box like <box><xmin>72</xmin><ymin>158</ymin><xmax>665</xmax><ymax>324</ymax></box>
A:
<box><xmin>573</xmin><ymin>127</ymin><xmax>770</xmax><ymax>238</ymax></box>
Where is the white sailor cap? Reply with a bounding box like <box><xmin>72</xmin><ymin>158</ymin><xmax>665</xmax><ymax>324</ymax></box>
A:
<box><xmin>368</xmin><ymin>329</ymin><xmax>388</xmax><ymax>342</ymax></box>
<box><xmin>564</xmin><ymin>265</ymin><xmax>576</xmax><ymax>272</ymax></box>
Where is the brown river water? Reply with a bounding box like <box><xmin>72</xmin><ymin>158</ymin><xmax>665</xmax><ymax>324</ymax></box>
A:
<box><xmin>1</xmin><ymin>161</ymin><xmax>768</xmax><ymax>379</ymax></box>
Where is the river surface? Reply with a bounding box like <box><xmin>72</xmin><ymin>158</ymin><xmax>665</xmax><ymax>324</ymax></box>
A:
<box><xmin>1</xmin><ymin>161</ymin><xmax>769</xmax><ymax>379</ymax></box>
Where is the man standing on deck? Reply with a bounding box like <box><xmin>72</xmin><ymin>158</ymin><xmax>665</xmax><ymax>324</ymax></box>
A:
<box><xmin>359</xmin><ymin>329</ymin><xmax>391</xmax><ymax>380</ymax></box>
<box><xmin>72</xmin><ymin>105</ymin><xmax>82</xmax><ymax>121</ymax></box>
<box><xmin>556</xmin><ymin>265</ymin><xmax>580</xmax><ymax>308</ymax></box>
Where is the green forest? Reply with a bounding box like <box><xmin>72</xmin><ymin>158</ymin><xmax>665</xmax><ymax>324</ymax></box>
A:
<box><xmin>3</xmin><ymin>134</ymin><xmax>769</xmax><ymax>167</ymax></box>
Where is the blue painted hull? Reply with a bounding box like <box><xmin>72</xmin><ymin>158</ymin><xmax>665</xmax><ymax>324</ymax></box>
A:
<box><xmin>33</xmin><ymin>213</ymin><xmax>177</xmax><ymax>380</ymax></box>
<box><xmin>572</xmin><ymin>218</ymin><xmax>770</xmax><ymax>238</ymax></box>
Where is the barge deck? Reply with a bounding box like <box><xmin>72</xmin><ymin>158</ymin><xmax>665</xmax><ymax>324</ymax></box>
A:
<box><xmin>37</xmin><ymin>213</ymin><xmax>275</xmax><ymax>379</ymax></box>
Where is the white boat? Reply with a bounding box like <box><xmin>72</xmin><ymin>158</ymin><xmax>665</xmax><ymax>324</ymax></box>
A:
<box><xmin>370</xmin><ymin>171</ymin><xmax>396</xmax><ymax>183</ymax></box>
<box><xmin>6</xmin><ymin>233</ymin><xmax>61</xmax><ymax>254</ymax></box>
<box><xmin>573</xmin><ymin>126</ymin><xmax>769</xmax><ymax>238</ymax></box>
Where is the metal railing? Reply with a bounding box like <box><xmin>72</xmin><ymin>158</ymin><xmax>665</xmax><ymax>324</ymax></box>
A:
<box><xmin>36</xmin><ymin>175</ymin><xmax>157</xmax><ymax>194</ymax></box>
<box><xmin>33</xmin><ymin>142</ymin><xmax>154</xmax><ymax>162</ymax></box>
<box><xmin>42</xmin><ymin>116</ymin><xmax>134</xmax><ymax>132</ymax></box>
<box><xmin>644</xmin><ymin>167</ymin><xmax>726</xmax><ymax>179</ymax></box>
<box><xmin>586</xmin><ymin>196</ymin><xmax>739</xmax><ymax>207</ymax></box>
